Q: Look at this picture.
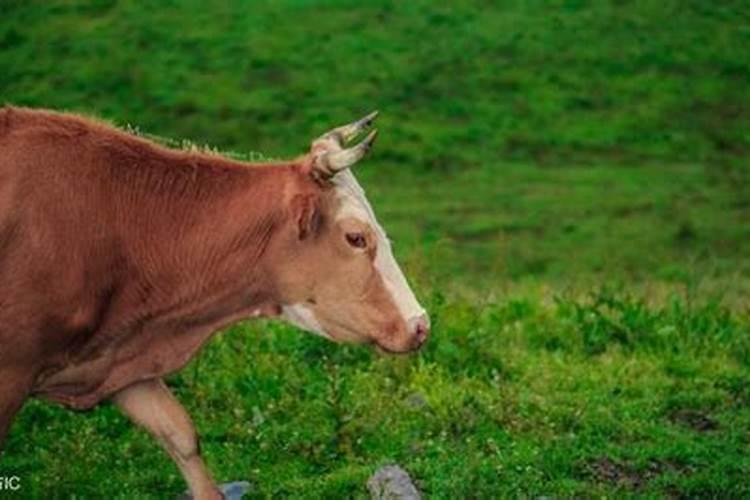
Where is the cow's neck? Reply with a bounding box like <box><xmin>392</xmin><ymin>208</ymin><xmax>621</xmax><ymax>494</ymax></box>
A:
<box><xmin>117</xmin><ymin>157</ymin><xmax>295</xmax><ymax>326</ymax></box>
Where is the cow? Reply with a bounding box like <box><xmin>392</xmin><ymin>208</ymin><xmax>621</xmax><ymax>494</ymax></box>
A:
<box><xmin>0</xmin><ymin>107</ymin><xmax>429</xmax><ymax>499</ymax></box>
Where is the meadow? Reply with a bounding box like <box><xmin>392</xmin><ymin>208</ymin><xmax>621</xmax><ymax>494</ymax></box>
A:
<box><xmin>1</xmin><ymin>1</ymin><xmax>749</xmax><ymax>497</ymax></box>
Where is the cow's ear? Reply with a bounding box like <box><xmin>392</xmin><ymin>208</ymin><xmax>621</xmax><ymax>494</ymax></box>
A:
<box><xmin>299</xmin><ymin>154</ymin><xmax>325</xmax><ymax>184</ymax></box>
<box><xmin>290</xmin><ymin>193</ymin><xmax>320</xmax><ymax>240</ymax></box>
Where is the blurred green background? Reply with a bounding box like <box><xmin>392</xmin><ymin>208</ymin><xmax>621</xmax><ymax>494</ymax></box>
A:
<box><xmin>1</xmin><ymin>1</ymin><xmax>749</xmax><ymax>498</ymax></box>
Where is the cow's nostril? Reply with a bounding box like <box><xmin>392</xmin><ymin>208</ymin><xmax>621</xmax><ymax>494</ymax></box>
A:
<box><xmin>415</xmin><ymin>323</ymin><xmax>427</xmax><ymax>342</ymax></box>
<box><xmin>409</xmin><ymin>314</ymin><xmax>430</xmax><ymax>344</ymax></box>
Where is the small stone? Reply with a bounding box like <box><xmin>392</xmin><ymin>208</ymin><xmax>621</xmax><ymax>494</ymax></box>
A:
<box><xmin>367</xmin><ymin>465</ymin><xmax>421</xmax><ymax>500</ymax></box>
<box><xmin>220</xmin><ymin>481</ymin><xmax>251</xmax><ymax>500</ymax></box>
<box><xmin>179</xmin><ymin>481</ymin><xmax>251</xmax><ymax>500</ymax></box>
<box><xmin>405</xmin><ymin>392</ymin><xmax>428</xmax><ymax>410</ymax></box>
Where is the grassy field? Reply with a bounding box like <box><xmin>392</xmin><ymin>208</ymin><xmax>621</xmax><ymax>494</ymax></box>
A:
<box><xmin>1</xmin><ymin>1</ymin><xmax>749</xmax><ymax>497</ymax></box>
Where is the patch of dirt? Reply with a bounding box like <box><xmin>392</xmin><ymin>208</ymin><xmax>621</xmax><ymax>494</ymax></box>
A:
<box><xmin>585</xmin><ymin>457</ymin><xmax>692</xmax><ymax>491</ymax></box>
<box><xmin>587</xmin><ymin>457</ymin><xmax>655</xmax><ymax>490</ymax></box>
<box><xmin>669</xmin><ymin>409</ymin><xmax>719</xmax><ymax>432</ymax></box>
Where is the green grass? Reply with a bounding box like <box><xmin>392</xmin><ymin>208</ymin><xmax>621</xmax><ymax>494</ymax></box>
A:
<box><xmin>4</xmin><ymin>291</ymin><xmax>750</xmax><ymax>497</ymax></box>
<box><xmin>1</xmin><ymin>0</ymin><xmax>749</xmax><ymax>497</ymax></box>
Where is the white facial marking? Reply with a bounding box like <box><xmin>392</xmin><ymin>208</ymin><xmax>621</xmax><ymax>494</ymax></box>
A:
<box><xmin>281</xmin><ymin>304</ymin><xmax>331</xmax><ymax>339</ymax></box>
<box><xmin>332</xmin><ymin>170</ymin><xmax>426</xmax><ymax>322</ymax></box>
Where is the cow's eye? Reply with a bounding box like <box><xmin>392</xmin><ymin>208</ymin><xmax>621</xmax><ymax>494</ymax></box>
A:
<box><xmin>345</xmin><ymin>232</ymin><xmax>367</xmax><ymax>249</ymax></box>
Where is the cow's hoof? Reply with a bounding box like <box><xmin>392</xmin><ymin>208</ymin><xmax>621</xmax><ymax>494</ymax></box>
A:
<box><xmin>179</xmin><ymin>481</ymin><xmax>251</xmax><ymax>500</ymax></box>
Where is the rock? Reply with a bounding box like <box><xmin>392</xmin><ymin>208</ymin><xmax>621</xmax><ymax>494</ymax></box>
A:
<box><xmin>367</xmin><ymin>465</ymin><xmax>421</xmax><ymax>500</ymax></box>
<box><xmin>405</xmin><ymin>392</ymin><xmax>428</xmax><ymax>410</ymax></box>
<box><xmin>179</xmin><ymin>481</ymin><xmax>251</xmax><ymax>500</ymax></box>
<box><xmin>219</xmin><ymin>481</ymin><xmax>251</xmax><ymax>500</ymax></box>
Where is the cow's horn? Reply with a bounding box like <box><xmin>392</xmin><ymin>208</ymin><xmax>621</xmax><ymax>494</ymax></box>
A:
<box><xmin>318</xmin><ymin>111</ymin><xmax>379</xmax><ymax>145</ymax></box>
<box><xmin>314</xmin><ymin>129</ymin><xmax>378</xmax><ymax>178</ymax></box>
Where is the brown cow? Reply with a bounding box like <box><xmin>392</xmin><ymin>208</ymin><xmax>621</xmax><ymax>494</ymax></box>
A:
<box><xmin>0</xmin><ymin>107</ymin><xmax>429</xmax><ymax>498</ymax></box>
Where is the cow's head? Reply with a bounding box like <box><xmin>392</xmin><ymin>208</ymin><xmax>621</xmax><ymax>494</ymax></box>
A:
<box><xmin>274</xmin><ymin>112</ymin><xmax>429</xmax><ymax>353</ymax></box>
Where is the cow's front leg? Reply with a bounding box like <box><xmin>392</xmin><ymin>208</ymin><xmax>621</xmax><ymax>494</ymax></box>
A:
<box><xmin>113</xmin><ymin>379</ymin><xmax>221</xmax><ymax>500</ymax></box>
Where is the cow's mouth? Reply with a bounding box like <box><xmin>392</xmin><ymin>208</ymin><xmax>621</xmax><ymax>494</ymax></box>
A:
<box><xmin>318</xmin><ymin>317</ymin><xmax>422</xmax><ymax>354</ymax></box>
<box><xmin>372</xmin><ymin>340</ymin><xmax>423</xmax><ymax>355</ymax></box>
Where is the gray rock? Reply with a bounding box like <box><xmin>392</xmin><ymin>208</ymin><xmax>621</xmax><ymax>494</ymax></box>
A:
<box><xmin>367</xmin><ymin>465</ymin><xmax>421</xmax><ymax>500</ymax></box>
<box><xmin>405</xmin><ymin>392</ymin><xmax>428</xmax><ymax>410</ymax></box>
<box><xmin>179</xmin><ymin>481</ymin><xmax>251</xmax><ymax>500</ymax></box>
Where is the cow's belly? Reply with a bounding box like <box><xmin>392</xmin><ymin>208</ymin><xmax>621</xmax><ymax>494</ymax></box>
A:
<box><xmin>32</xmin><ymin>304</ymin><xmax>264</xmax><ymax>410</ymax></box>
<box><xmin>33</xmin><ymin>325</ymin><xmax>215</xmax><ymax>409</ymax></box>
<box><xmin>33</xmin><ymin>350</ymin><xmax>117</xmax><ymax>407</ymax></box>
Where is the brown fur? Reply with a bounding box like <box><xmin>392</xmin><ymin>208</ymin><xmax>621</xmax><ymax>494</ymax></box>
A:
<box><xmin>0</xmin><ymin>107</ymin><xmax>422</xmax><ymax>470</ymax></box>
<box><xmin>0</xmin><ymin>108</ymin><xmax>428</xmax><ymax>498</ymax></box>
<box><xmin>0</xmin><ymin>107</ymin><xmax>309</xmax><ymax>412</ymax></box>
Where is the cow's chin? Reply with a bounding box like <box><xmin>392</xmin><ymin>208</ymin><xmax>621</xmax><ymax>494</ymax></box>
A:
<box><xmin>318</xmin><ymin>323</ymin><xmax>371</xmax><ymax>345</ymax></box>
<box><xmin>372</xmin><ymin>342</ymin><xmax>418</xmax><ymax>355</ymax></box>
<box><xmin>321</xmin><ymin>325</ymin><xmax>419</xmax><ymax>354</ymax></box>
<box><xmin>310</xmin><ymin>314</ymin><xmax>423</xmax><ymax>354</ymax></box>
<box><xmin>371</xmin><ymin>336</ymin><xmax>424</xmax><ymax>355</ymax></box>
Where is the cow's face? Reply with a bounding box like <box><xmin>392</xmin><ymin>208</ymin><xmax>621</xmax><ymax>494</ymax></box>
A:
<box><xmin>276</xmin><ymin>113</ymin><xmax>429</xmax><ymax>353</ymax></box>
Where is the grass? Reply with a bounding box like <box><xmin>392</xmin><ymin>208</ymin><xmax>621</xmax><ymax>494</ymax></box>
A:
<box><xmin>1</xmin><ymin>0</ymin><xmax>749</xmax><ymax>497</ymax></box>
<box><xmin>4</xmin><ymin>290</ymin><xmax>749</xmax><ymax>497</ymax></box>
